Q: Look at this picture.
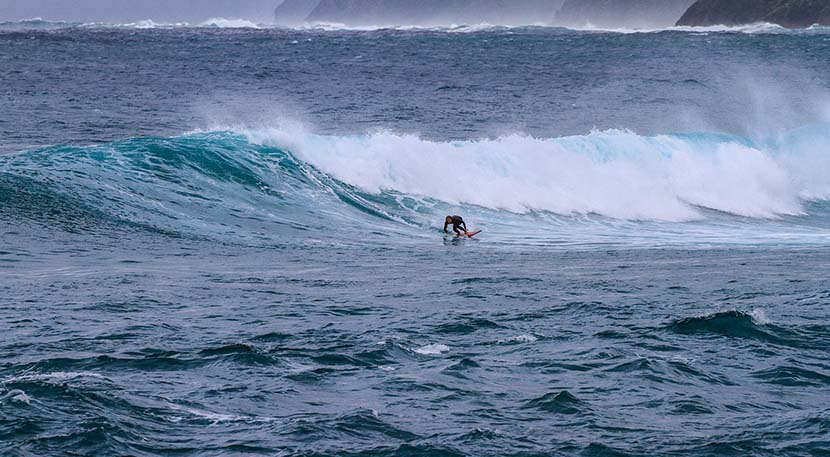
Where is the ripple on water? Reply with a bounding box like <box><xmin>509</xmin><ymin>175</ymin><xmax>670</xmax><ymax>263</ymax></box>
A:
<box><xmin>523</xmin><ymin>391</ymin><xmax>587</xmax><ymax>415</ymax></box>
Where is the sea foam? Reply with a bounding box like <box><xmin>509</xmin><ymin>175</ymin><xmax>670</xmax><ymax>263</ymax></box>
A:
<box><xmin>247</xmin><ymin>125</ymin><xmax>830</xmax><ymax>222</ymax></box>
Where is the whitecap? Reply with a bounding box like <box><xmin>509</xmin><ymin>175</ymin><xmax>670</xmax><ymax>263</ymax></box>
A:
<box><xmin>199</xmin><ymin>18</ymin><xmax>263</xmax><ymax>29</ymax></box>
<box><xmin>166</xmin><ymin>403</ymin><xmax>279</xmax><ymax>425</ymax></box>
<box><xmin>749</xmin><ymin>309</ymin><xmax>771</xmax><ymax>325</ymax></box>
<box><xmin>246</xmin><ymin>126</ymin><xmax>816</xmax><ymax>222</ymax></box>
<box><xmin>2</xmin><ymin>371</ymin><xmax>107</xmax><ymax>384</ymax></box>
<box><xmin>1</xmin><ymin>389</ymin><xmax>31</xmax><ymax>405</ymax></box>
<box><xmin>498</xmin><ymin>334</ymin><xmax>539</xmax><ymax>344</ymax></box>
<box><xmin>414</xmin><ymin>343</ymin><xmax>450</xmax><ymax>355</ymax></box>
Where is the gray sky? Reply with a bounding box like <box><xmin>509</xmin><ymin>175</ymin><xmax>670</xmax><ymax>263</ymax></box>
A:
<box><xmin>0</xmin><ymin>0</ymin><xmax>283</xmax><ymax>23</ymax></box>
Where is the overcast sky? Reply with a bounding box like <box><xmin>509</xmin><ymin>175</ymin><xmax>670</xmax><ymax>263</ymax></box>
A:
<box><xmin>0</xmin><ymin>0</ymin><xmax>285</xmax><ymax>23</ymax></box>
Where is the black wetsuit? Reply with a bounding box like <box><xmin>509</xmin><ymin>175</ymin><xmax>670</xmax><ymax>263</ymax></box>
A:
<box><xmin>444</xmin><ymin>216</ymin><xmax>467</xmax><ymax>235</ymax></box>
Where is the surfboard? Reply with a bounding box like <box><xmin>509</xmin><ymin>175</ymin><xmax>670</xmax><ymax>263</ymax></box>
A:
<box><xmin>462</xmin><ymin>230</ymin><xmax>482</xmax><ymax>238</ymax></box>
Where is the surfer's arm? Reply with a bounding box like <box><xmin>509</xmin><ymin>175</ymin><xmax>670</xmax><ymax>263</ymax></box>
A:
<box><xmin>443</xmin><ymin>222</ymin><xmax>449</xmax><ymax>233</ymax></box>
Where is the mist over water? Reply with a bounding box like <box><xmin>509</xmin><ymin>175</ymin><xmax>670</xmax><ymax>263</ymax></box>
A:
<box><xmin>0</xmin><ymin>0</ymin><xmax>278</xmax><ymax>23</ymax></box>
<box><xmin>3</xmin><ymin>23</ymin><xmax>830</xmax><ymax>457</ymax></box>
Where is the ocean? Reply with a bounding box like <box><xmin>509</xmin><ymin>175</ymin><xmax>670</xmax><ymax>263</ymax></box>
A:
<box><xmin>2</xmin><ymin>20</ymin><xmax>830</xmax><ymax>456</ymax></box>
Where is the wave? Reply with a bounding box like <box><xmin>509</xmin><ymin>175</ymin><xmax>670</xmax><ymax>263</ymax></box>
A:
<box><xmin>3</xmin><ymin>124</ymin><xmax>830</xmax><ymax>246</ymax></box>
<box><xmin>0</xmin><ymin>131</ymin><xmax>420</xmax><ymax>244</ymax></box>
<box><xmin>413</xmin><ymin>343</ymin><xmax>450</xmax><ymax>355</ymax></box>
<box><xmin>112</xmin><ymin>19</ymin><xmax>190</xmax><ymax>29</ymax></box>
<box><xmin>562</xmin><ymin>22</ymin><xmax>829</xmax><ymax>35</ymax></box>
<box><xmin>667</xmin><ymin>310</ymin><xmax>773</xmax><ymax>338</ymax></box>
<box><xmin>198</xmin><ymin>18</ymin><xmax>264</xmax><ymax>29</ymax></box>
<box><xmin>3</xmin><ymin>18</ymin><xmax>828</xmax><ymax>35</ymax></box>
<box><xmin>0</xmin><ymin>18</ymin><xmax>534</xmax><ymax>33</ymax></box>
<box><xmin>0</xmin><ymin>17</ymin><xmax>266</xmax><ymax>31</ymax></box>
<box><xmin>666</xmin><ymin>310</ymin><xmax>830</xmax><ymax>350</ymax></box>
<box><xmin>0</xmin><ymin>18</ymin><xmax>82</xmax><ymax>31</ymax></box>
<box><xmin>111</xmin><ymin>18</ymin><xmax>264</xmax><ymax>29</ymax></box>
<box><xmin>248</xmin><ymin>124</ymin><xmax>830</xmax><ymax>221</ymax></box>
<box><xmin>523</xmin><ymin>391</ymin><xmax>587</xmax><ymax>415</ymax></box>
<box><xmin>281</xmin><ymin>20</ymin><xmax>830</xmax><ymax>34</ymax></box>
<box><xmin>288</xmin><ymin>22</ymin><xmax>535</xmax><ymax>33</ymax></box>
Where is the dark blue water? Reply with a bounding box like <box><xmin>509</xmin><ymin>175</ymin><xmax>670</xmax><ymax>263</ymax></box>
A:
<box><xmin>2</xmin><ymin>22</ymin><xmax>830</xmax><ymax>456</ymax></box>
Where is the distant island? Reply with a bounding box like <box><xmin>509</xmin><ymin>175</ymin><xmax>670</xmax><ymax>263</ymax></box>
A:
<box><xmin>677</xmin><ymin>0</ymin><xmax>830</xmax><ymax>28</ymax></box>
<box><xmin>275</xmin><ymin>0</ymin><xmax>564</xmax><ymax>27</ymax></box>
<box><xmin>275</xmin><ymin>0</ymin><xmax>830</xmax><ymax>29</ymax></box>
<box><xmin>555</xmin><ymin>0</ymin><xmax>695</xmax><ymax>29</ymax></box>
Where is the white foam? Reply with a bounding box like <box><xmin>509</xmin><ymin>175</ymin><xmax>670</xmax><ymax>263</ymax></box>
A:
<box><xmin>671</xmin><ymin>22</ymin><xmax>789</xmax><ymax>34</ymax></box>
<box><xmin>248</xmin><ymin>127</ymin><xmax>829</xmax><ymax>222</ymax></box>
<box><xmin>200</xmin><ymin>18</ymin><xmax>263</xmax><ymax>29</ymax></box>
<box><xmin>5</xmin><ymin>18</ymin><xmax>825</xmax><ymax>35</ymax></box>
<box><xmin>10</xmin><ymin>391</ymin><xmax>31</xmax><ymax>404</ymax></box>
<box><xmin>498</xmin><ymin>334</ymin><xmax>539</xmax><ymax>344</ymax></box>
<box><xmin>1</xmin><ymin>389</ymin><xmax>31</xmax><ymax>405</ymax></box>
<box><xmin>116</xmin><ymin>20</ymin><xmax>190</xmax><ymax>29</ymax></box>
<box><xmin>2</xmin><ymin>371</ymin><xmax>107</xmax><ymax>384</ymax></box>
<box><xmin>276</xmin><ymin>21</ymin><xmax>829</xmax><ymax>35</ymax></box>
<box><xmin>749</xmin><ymin>309</ymin><xmax>770</xmax><ymax>325</ymax></box>
<box><xmin>167</xmin><ymin>404</ymin><xmax>276</xmax><ymax>424</ymax></box>
<box><xmin>414</xmin><ymin>343</ymin><xmax>450</xmax><ymax>355</ymax></box>
<box><xmin>567</xmin><ymin>22</ymin><xmax>792</xmax><ymax>35</ymax></box>
<box><xmin>286</xmin><ymin>21</ymin><xmax>572</xmax><ymax>33</ymax></box>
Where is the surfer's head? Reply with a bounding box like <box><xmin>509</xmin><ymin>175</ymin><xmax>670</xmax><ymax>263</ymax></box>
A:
<box><xmin>445</xmin><ymin>216</ymin><xmax>453</xmax><ymax>225</ymax></box>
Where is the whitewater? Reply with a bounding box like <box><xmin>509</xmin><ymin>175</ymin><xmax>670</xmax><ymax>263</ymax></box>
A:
<box><xmin>2</xmin><ymin>23</ymin><xmax>830</xmax><ymax>457</ymax></box>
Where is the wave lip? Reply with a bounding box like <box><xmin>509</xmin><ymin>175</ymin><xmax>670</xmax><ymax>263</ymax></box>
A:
<box><xmin>413</xmin><ymin>343</ymin><xmax>450</xmax><ymax>355</ymax></box>
<box><xmin>523</xmin><ymin>391</ymin><xmax>587</xmax><ymax>415</ymax></box>
<box><xmin>198</xmin><ymin>18</ymin><xmax>265</xmax><ymax>29</ymax></box>
<box><xmin>667</xmin><ymin>310</ymin><xmax>773</xmax><ymax>338</ymax></box>
<box><xmin>752</xmin><ymin>366</ymin><xmax>830</xmax><ymax>387</ymax></box>
<box><xmin>664</xmin><ymin>310</ymin><xmax>830</xmax><ymax>351</ymax></box>
<box><xmin>251</xmin><ymin>126</ymin><xmax>827</xmax><ymax>222</ymax></box>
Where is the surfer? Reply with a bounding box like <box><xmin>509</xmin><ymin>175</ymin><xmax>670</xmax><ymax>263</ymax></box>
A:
<box><xmin>444</xmin><ymin>215</ymin><xmax>468</xmax><ymax>236</ymax></box>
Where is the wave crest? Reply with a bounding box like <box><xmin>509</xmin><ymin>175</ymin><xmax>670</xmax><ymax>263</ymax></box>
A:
<box><xmin>4</xmin><ymin>125</ymin><xmax>830</xmax><ymax>246</ymax></box>
<box><xmin>250</xmin><ymin>126</ymin><xmax>830</xmax><ymax>221</ymax></box>
<box><xmin>3</xmin><ymin>19</ymin><xmax>829</xmax><ymax>35</ymax></box>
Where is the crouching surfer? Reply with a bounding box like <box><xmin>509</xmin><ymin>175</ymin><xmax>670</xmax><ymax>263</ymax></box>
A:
<box><xmin>444</xmin><ymin>215</ymin><xmax>468</xmax><ymax>236</ymax></box>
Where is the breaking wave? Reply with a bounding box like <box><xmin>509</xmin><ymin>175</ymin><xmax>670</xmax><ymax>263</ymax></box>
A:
<box><xmin>3</xmin><ymin>124</ymin><xmax>830</xmax><ymax>246</ymax></box>
<box><xmin>2</xmin><ymin>18</ymin><xmax>829</xmax><ymax>35</ymax></box>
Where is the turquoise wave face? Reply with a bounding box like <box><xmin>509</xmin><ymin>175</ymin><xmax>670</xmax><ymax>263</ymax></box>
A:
<box><xmin>3</xmin><ymin>127</ymin><xmax>830</xmax><ymax>248</ymax></box>
<box><xmin>0</xmin><ymin>132</ymin><xmax>428</xmax><ymax>246</ymax></box>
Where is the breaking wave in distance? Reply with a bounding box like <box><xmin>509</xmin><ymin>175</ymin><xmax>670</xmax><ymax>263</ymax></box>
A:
<box><xmin>3</xmin><ymin>18</ymin><xmax>830</xmax><ymax>35</ymax></box>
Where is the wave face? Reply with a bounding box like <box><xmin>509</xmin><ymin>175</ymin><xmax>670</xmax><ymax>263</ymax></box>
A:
<box><xmin>0</xmin><ymin>132</ymin><xmax>410</xmax><ymax>245</ymax></box>
<box><xmin>3</xmin><ymin>125</ymin><xmax>830</xmax><ymax>247</ymax></box>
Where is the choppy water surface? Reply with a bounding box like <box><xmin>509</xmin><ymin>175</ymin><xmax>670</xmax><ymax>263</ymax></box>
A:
<box><xmin>2</xmin><ymin>22</ymin><xmax>830</xmax><ymax>456</ymax></box>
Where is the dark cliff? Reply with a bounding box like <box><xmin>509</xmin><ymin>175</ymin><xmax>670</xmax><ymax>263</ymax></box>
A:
<box><xmin>677</xmin><ymin>0</ymin><xmax>830</xmax><ymax>28</ymax></box>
